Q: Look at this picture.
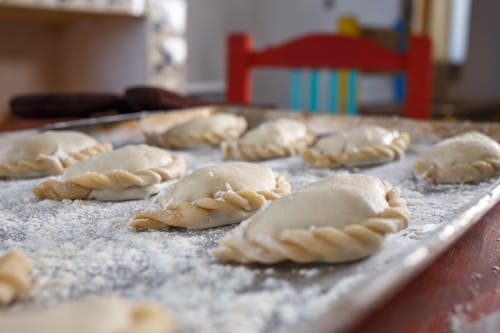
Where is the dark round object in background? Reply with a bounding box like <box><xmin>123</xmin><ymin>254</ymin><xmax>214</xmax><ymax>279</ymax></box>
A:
<box><xmin>124</xmin><ymin>86</ymin><xmax>207</xmax><ymax>112</ymax></box>
<box><xmin>10</xmin><ymin>93</ymin><xmax>129</xmax><ymax>118</ymax></box>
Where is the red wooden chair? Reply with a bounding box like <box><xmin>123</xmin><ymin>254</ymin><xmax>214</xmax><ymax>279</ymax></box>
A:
<box><xmin>226</xmin><ymin>32</ymin><xmax>432</xmax><ymax>119</ymax></box>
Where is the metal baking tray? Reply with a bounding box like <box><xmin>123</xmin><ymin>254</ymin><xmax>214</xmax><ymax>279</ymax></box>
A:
<box><xmin>1</xmin><ymin>106</ymin><xmax>499</xmax><ymax>333</ymax></box>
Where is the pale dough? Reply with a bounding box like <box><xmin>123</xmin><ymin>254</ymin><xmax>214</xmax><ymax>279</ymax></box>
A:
<box><xmin>0</xmin><ymin>251</ymin><xmax>32</xmax><ymax>305</ymax></box>
<box><xmin>213</xmin><ymin>173</ymin><xmax>410</xmax><ymax>264</ymax></box>
<box><xmin>159</xmin><ymin>113</ymin><xmax>247</xmax><ymax>148</ymax></box>
<box><xmin>0</xmin><ymin>296</ymin><xmax>174</xmax><ymax>333</ymax></box>
<box><xmin>131</xmin><ymin>161</ymin><xmax>291</xmax><ymax>229</ymax></box>
<box><xmin>0</xmin><ymin>131</ymin><xmax>111</xmax><ymax>178</ymax></box>
<box><xmin>302</xmin><ymin>126</ymin><xmax>410</xmax><ymax>168</ymax></box>
<box><xmin>222</xmin><ymin>118</ymin><xmax>315</xmax><ymax>160</ymax></box>
<box><xmin>33</xmin><ymin>145</ymin><xmax>185</xmax><ymax>201</ymax></box>
<box><xmin>414</xmin><ymin>131</ymin><xmax>500</xmax><ymax>183</ymax></box>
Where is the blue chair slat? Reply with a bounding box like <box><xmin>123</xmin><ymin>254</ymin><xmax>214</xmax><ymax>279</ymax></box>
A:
<box><xmin>393</xmin><ymin>19</ymin><xmax>407</xmax><ymax>102</ymax></box>
<box><xmin>394</xmin><ymin>73</ymin><xmax>406</xmax><ymax>102</ymax></box>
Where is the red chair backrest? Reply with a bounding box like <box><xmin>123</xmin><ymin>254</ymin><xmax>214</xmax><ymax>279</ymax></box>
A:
<box><xmin>226</xmin><ymin>32</ymin><xmax>432</xmax><ymax>119</ymax></box>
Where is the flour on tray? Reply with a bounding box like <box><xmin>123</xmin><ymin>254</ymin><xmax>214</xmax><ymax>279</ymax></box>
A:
<box><xmin>1</xmin><ymin>145</ymin><xmax>499</xmax><ymax>332</ymax></box>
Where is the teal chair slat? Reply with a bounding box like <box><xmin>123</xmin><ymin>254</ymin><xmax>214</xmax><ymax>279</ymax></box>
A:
<box><xmin>328</xmin><ymin>71</ymin><xmax>339</xmax><ymax>113</ymax></box>
<box><xmin>288</xmin><ymin>70</ymin><xmax>357</xmax><ymax>114</ymax></box>
<box><xmin>309</xmin><ymin>70</ymin><xmax>320</xmax><ymax>112</ymax></box>
<box><xmin>347</xmin><ymin>70</ymin><xmax>358</xmax><ymax>115</ymax></box>
<box><xmin>289</xmin><ymin>70</ymin><xmax>302</xmax><ymax>110</ymax></box>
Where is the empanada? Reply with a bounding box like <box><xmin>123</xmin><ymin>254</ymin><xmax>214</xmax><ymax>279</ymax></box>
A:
<box><xmin>213</xmin><ymin>174</ymin><xmax>410</xmax><ymax>264</ymax></box>
<box><xmin>0</xmin><ymin>251</ymin><xmax>32</xmax><ymax>305</ymax></box>
<box><xmin>302</xmin><ymin>126</ymin><xmax>410</xmax><ymax>168</ymax></box>
<box><xmin>0</xmin><ymin>296</ymin><xmax>174</xmax><ymax>333</ymax></box>
<box><xmin>0</xmin><ymin>131</ymin><xmax>111</xmax><ymax>178</ymax></box>
<box><xmin>34</xmin><ymin>145</ymin><xmax>185</xmax><ymax>201</ymax></box>
<box><xmin>414</xmin><ymin>131</ymin><xmax>500</xmax><ymax>183</ymax></box>
<box><xmin>222</xmin><ymin>118</ymin><xmax>315</xmax><ymax>160</ymax></box>
<box><xmin>158</xmin><ymin>113</ymin><xmax>247</xmax><ymax>148</ymax></box>
<box><xmin>130</xmin><ymin>162</ymin><xmax>291</xmax><ymax>229</ymax></box>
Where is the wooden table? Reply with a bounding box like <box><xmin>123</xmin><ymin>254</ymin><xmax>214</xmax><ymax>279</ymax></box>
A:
<box><xmin>0</xmin><ymin>117</ymin><xmax>79</xmax><ymax>132</ymax></box>
<box><xmin>349</xmin><ymin>202</ymin><xmax>500</xmax><ymax>333</ymax></box>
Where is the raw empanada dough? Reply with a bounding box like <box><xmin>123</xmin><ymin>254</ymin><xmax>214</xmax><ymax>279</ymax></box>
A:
<box><xmin>0</xmin><ymin>131</ymin><xmax>111</xmax><ymax>178</ymax></box>
<box><xmin>158</xmin><ymin>113</ymin><xmax>247</xmax><ymax>148</ymax></box>
<box><xmin>302</xmin><ymin>126</ymin><xmax>410</xmax><ymax>168</ymax></box>
<box><xmin>0</xmin><ymin>251</ymin><xmax>32</xmax><ymax>305</ymax></box>
<box><xmin>33</xmin><ymin>145</ymin><xmax>185</xmax><ymax>201</ymax></box>
<box><xmin>0</xmin><ymin>296</ymin><xmax>174</xmax><ymax>333</ymax></box>
<box><xmin>131</xmin><ymin>162</ymin><xmax>291</xmax><ymax>229</ymax></box>
<box><xmin>213</xmin><ymin>173</ymin><xmax>410</xmax><ymax>264</ymax></box>
<box><xmin>414</xmin><ymin>131</ymin><xmax>500</xmax><ymax>183</ymax></box>
<box><xmin>222</xmin><ymin>118</ymin><xmax>315</xmax><ymax>160</ymax></box>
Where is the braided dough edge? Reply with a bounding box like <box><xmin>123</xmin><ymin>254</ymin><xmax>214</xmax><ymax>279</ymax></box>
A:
<box><xmin>130</xmin><ymin>174</ymin><xmax>292</xmax><ymax>230</ymax></box>
<box><xmin>0</xmin><ymin>251</ymin><xmax>33</xmax><ymax>305</ymax></box>
<box><xmin>144</xmin><ymin>132</ymin><xmax>165</xmax><ymax>147</ymax></box>
<box><xmin>212</xmin><ymin>181</ymin><xmax>410</xmax><ymax>264</ymax></box>
<box><xmin>33</xmin><ymin>154</ymin><xmax>186</xmax><ymax>200</ymax></box>
<box><xmin>158</xmin><ymin>119</ymin><xmax>247</xmax><ymax>149</ymax></box>
<box><xmin>302</xmin><ymin>132</ymin><xmax>410</xmax><ymax>168</ymax></box>
<box><xmin>124</xmin><ymin>301</ymin><xmax>175</xmax><ymax>333</ymax></box>
<box><xmin>0</xmin><ymin>142</ymin><xmax>112</xmax><ymax>178</ymax></box>
<box><xmin>222</xmin><ymin>133</ymin><xmax>316</xmax><ymax>161</ymax></box>
<box><xmin>413</xmin><ymin>156</ymin><xmax>500</xmax><ymax>183</ymax></box>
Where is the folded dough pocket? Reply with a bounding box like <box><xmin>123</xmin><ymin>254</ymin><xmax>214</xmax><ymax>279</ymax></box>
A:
<box><xmin>222</xmin><ymin>118</ymin><xmax>315</xmax><ymax>161</ymax></box>
<box><xmin>130</xmin><ymin>161</ymin><xmax>291</xmax><ymax>230</ymax></box>
<box><xmin>0</xmin><ymin>296</ymin><xmax>174</xmax><ymax>333</ymax></box>
<box><xmin>33</xmin><ymin>144</ymin><xmax>185</xmax><ymax>201</ymax></box>
<box><xmin>0</xmin><ymin>130</ymin><xmax>111</xmax><ymax>178</ymax></box>
<box><xmin>414</xmin><ymin>131</ymin><xmax>500</xmax><ymax>183</ymax></box>
<box><xmin>213</xmin><ymin>173</ymin><xmax>410</xmax><ymax>264</ymax></box>
<box><xmin>0</xmin><ymin>251</ymin><xmax>32</xmax><ymax>305</ymax></box>
<box><xmin>302</xmin><ymin>126</ymin><xmax>410</xmax><ymax>168</ymax></box>
<box><xmin>154</xmin><ymin>112</ymin><xmax>247</xmax><ymax>149</ymax></box>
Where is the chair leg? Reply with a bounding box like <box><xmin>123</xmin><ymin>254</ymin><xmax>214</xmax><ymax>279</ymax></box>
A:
<box><xmin>227</xmin><ymin>33</ymin><xmax>252</xmax><ymax>103</ymax></box>
<box><xmin>405</xmin><ymin>36</ymin><xmax>432</xmax><ymax>119</ymax></box>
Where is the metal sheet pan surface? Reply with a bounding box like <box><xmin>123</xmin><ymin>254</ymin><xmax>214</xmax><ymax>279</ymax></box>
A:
<box><xmin>0</xmin><ymin>107</ymin><xmax>499</xmax><ymax>333</ymax></box>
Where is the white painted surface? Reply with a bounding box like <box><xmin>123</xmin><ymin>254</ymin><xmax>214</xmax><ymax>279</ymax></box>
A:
<box><xmin>448</xmin><ymin>0</ymin><xmax>472</xmax><ymax>64</ymax></box>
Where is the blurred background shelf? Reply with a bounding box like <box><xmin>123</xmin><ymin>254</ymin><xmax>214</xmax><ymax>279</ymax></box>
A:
<box><xmin>1</xmin><ymin>0</ymin><xmax>499</xmax><ymax>124</ymax></box>
<box><xmin>0</xmin><ymin>0</ymin><xmax>146</xmax><ymax>17</ymax></box>
<box><xmin>0</xmin><ymin>0</ymin><xmax>186</xmax><ymax>122</ymax></box>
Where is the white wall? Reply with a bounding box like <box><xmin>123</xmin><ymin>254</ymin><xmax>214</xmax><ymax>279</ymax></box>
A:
<box><xmin>186</xmin><ymin>0</ymin><xmax>400</xmax><ymax>108</ymax></box>
<box><xmin>185</xmin><ymin>0</ymin><xmax>255</xmax><ymax>88</ymax></box>
<box><xmin>448</xmin><ymin>0</ymin><xmax>500</xmax><ymax>100</ymax></box>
